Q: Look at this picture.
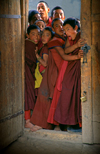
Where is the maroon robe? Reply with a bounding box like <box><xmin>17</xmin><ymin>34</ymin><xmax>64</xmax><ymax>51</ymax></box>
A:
<box><xmin>35</xmin><ymin>44</ymin><xmax>49</xmax><ymax>96</ymax></box>
<box><xmin>46</xmin><ymin>17</ymin><xmax>52</xmax><ymax>27</ymax></box>
<box><xmin>25</xmin><ymin>39</ymin><xmax>37</xmax><ymax>111</ymax></box>
<box><xmin>54</xmin><ymin>32</ymin><xmax>82</xmax><ymax>125</ymax></box>
<box><xmin>30</xmin><ymin>35</ymin><xmax>65</xmax><ymax>129</ymax></box>
<box><xmin>38</xmin><ymin>44</ymin><xmax>49</xmax><ymax>73</ymax></box>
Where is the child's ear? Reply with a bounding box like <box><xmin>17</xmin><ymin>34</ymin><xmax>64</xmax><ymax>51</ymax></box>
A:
<box><xmin>51</xmin><ymin>16</ymin><xmax>53</xmax><ymax>20</ymax></box>
<box><xmin>63</xmin><ymin>16</ymin><xmax>65</xmax><ymax>20</ymax></box>
<box><xmin>48</xmin><ymin>8</ymin><xmax>50</xmax><ymax>13</ymax></box>
<box><xmin>26</xmin><ymin>33</ymin><xmax>29</xmax><ymax>38</ymax></box>
<box><xmin>75</xmin><ymin>25</ymin><xmax>78</xmax><ymax>31</ymax></box>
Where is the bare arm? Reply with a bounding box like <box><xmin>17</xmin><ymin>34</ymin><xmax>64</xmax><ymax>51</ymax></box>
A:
<box><xmin>35</xmin><ymin>47</ymin><xmax>48</xmax><ymax>67</ymax></box>
<box><xmin>39</xmin><ymin>54</ymin><xmax>48</xmax><ymax>67</ymax></box>
<box><xmin>65</xmin><ymin>38</ymin><xmax>86</xmax><ymax>54</ymax></box>
<box><xmin>55</xmin><ymin>46</ymin><xmax>83</xmax><ymax>61</ymax></box>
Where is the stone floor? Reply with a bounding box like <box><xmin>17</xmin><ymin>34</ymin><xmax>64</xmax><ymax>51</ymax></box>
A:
<box><xmin>1</xmin><ymin>128</ymin><xmax>100</xmax><ymax>154</ymax></box>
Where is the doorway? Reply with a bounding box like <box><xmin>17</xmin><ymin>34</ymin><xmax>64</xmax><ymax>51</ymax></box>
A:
<box><xmin>0</xmin><ymin>0</ymin><xmax>100</xmax><ymax>150</ymax></box>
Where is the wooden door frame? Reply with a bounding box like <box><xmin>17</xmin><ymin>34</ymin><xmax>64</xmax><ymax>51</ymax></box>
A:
<box><xmin>81</xmin><ymin>0</ymin><xmax>93</xmax><ymax>144</ymax></box>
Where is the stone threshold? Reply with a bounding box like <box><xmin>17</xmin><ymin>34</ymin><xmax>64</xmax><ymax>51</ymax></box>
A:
<box><xmin>23</xmin><ymin>128</ymin><xmax>82</xmax><ymax>144</ymax></box>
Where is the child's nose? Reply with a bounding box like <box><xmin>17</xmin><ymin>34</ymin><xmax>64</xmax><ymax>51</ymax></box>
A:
<box><xmin>36</xmin><ymin>35</ymin><xmax>38</xmax><ymax>38</ymax></box>
<box><xmin>40</xmin><ymin>25</ymin><xmax>42</xmax><ymax>29</ymax></box>
<box><xmin>37</xmin><ymin>16</ymin><xmax>40</xmax><ymax>20</ymax></box>
<box><xmin>66</xmin><ymin>31</ymin><xmax>68</xmax><ymax>35</ymax></box>
<box><xmin>58</xmin><ymin>14</ymin><xmax>61</xmax><ymax>19</ymax></box>
<box><xmin>60</xmin><ymin>25</ymin><xmax>63</xmax><ymax>29</ymax></box>
<box><xmin>43</xmin><ymin>35</ymin><xmax>46</xmax><ymax>39</ymax></box>
<box><xmin>39</xmin><ymin>7</ymin><xmax>43</xmax><ymax>12</ymax></box>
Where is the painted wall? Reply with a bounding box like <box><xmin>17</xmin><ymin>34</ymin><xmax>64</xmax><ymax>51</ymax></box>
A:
<box><xmin>29</xmin><ymin>0</ymin><xmax>81</xmax><ymax>19</ymax></box>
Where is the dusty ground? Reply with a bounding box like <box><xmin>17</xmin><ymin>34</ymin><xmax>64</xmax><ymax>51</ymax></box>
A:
<box><xmin>1</xmin><ymin>128</ymin><xmax>100</xmax><ymax>154</ymax></box>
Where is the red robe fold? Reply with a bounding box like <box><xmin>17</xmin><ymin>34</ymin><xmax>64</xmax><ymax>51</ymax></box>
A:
<box><xmin>54</xmin><ymin>32</ymin><xmax>82</xmax><ymax>125</ymax></box>
<box><xmin>46</xmin><ymin>17</ymin><xmax>52</xmax><ymax>27</ymax></box>
<box><xmin>47</xmin><ymin>60</ymin><xmax>68</xmax><ymax>125</ymax></box>
<box><xmin>25</xmin><ymin>39</ymin><xmax>37</xmax><ymax>111</ymax></box>
<box><xmin>30</xmin><ymin>35</ymin><xmax>65</xmax><ymax>129</ymax></box>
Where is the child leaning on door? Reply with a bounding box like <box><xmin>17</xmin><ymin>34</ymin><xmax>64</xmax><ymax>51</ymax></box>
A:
<box><xmin>25</xmin><ymin>24</ymin><xmax>40</xmax><ymax>128</ymax></box>
<box><xmin>25</xmin><ymin>25</ymin><xmax>54</xmax><ymax>128</ymax></box>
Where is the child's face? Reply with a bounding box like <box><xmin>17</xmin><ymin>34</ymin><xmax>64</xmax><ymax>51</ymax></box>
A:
<box><xmin>52</xmin><ymin>9</ymin><xmax>65</xmax><ymax>20</ymax></box>
<box><xmin>52</xmin><ymin>19</ymin><xmax>64</xmax><ymax>37</ymax></box>
<box><xmin>63</xmin><ymin>24</ymin><xmax>78</xmax><ymax>40</ymax></box>
<box><xmin>41</xmin><ymin>30</ymin><xmax>52</xmax><ymax>44</ymax></box>
<box><xmin>35</xmin><ymin>21</ymin><xmax>45</xmax><ymax>31</ymax></box>
<box><xmin>37</xmin><ymin>2</ymin><xmax>50</xmax><ymax>19</ymax></box>
<box><xmin>30</xmin><ymin>14</ymin><xmax>41</xmax><ymax>25</ymax></box>
<box><xmin>27</xmin><ymin>29</ymin><xmax>40</xmax><ymax>44</ymax></box>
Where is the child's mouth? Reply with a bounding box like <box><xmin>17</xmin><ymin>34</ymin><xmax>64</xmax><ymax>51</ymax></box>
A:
<box><xmin>34</xmin><ymin>40</ymin><xmax>38</xmax><ymax>43</ymax></box>
<box><xmin>68</xmin><ymin>36</ymin><xmax>72</xmax><ymax>40</ymax></box>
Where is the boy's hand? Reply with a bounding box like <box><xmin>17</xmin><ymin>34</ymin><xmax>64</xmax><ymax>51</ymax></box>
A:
<box><xmin>35</xmin><ymin>47</ymin><xmax>38</xmax><ymax>55</ymax></box>
<box><xmin>77</xmin><ymin>49</ymin><xmax>83</xmax><ymax>59</ymax></box>
<box><xmin>77</xmin><ymin>38</ymin><xmax>86</xmax><ymax>48</ymax></box>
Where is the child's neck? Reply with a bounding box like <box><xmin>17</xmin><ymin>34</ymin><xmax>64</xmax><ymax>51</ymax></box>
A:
<box><xmin>42</xmin><ymin>16</ymin><xmax>49</xmax><ymax>25</ymax></box>
<box><xmin>28</xmin><ymin>39</ymin><xmax>36</xmax><ymax>44</ymax></box>
<box><xmin>72</xmin><ymin>32</ymin><xmax>78</xmax><ymax>41</ymax></box>
<box><xmin>55</xmin><ymin>33</ymin><xmax>65</xmax><ymax>41</ymax></box>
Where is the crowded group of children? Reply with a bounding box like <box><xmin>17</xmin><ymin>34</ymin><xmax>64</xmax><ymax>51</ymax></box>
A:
<box><xmin>25</xmin><ymin>1</ymin><xmax>86</xmax><ymax>132</ymax></box>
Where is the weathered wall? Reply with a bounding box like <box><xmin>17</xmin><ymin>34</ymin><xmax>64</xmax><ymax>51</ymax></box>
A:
<box><xmin>29</xmin><ymin>0</ymin><xmax>81</xmax><ymax>19</ymax></box>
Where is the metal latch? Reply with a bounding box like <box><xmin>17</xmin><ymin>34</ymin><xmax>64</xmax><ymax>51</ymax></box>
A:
<box><xmin>81</xmin><ymin>44</ymin><xmax>91</xmax><ymax>63</ymax></box>
<box><xmin>80</xmin><ymin>91</ymin><xmax>87</xmax><ymax>102</ymax></box>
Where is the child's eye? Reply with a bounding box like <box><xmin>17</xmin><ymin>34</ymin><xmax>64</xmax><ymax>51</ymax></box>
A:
<box><xmin>42</xmin><ymin>6</ymin><xmax>44</xmax><ymax>10</ymax></box>
<box><xmin>31</xmin><ymin>33</ymin><xmax>35</xmax><ymax>35</ymax></box>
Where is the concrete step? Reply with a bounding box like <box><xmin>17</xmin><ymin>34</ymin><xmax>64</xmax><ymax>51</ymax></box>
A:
<box><xmin>23</xmin><ymin>128</ymin><xmax>82</xmax><ymax>144</ymax></box>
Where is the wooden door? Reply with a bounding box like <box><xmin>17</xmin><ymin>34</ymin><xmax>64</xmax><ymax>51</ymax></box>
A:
<box><xmin>81</xmin><ymin>0</ymin><xmax>100</xmax><ymax>144</ymax></box>
<box><xmin>0</xmin><ymin>0</ymin><xmax>26</xmax><ymax>149</ymax></box>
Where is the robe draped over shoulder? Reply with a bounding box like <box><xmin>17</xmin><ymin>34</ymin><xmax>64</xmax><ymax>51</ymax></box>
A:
<box><xmin>54</xmin><ymin>32</ymin><xmax>82</xmax><ymax>125</ymax></box>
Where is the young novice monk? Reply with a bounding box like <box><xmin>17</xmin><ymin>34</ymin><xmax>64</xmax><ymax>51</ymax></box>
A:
<box><xmin>28</xmin><ymin>18</ymin><xmax>66</xmax><ymax>131</ymax></box>
<box><xmin>25</xmin><ymin>24</ymin><xmax>40</xmax><ymax>128</ymax></box>
<box><xmin>28</xmin><ymin>10</ymin><xmax>41</xmax><ymax>26</ymax></box>
<box><xmin>51</xmin><ymin>6</ymin><xmax>65</xmax><ymax>21</ymax></box>
<box><xmin>28</xmin><ymin>18</ymin><xmax>83</xmax><ymax>131</ymax></box>
<box><xmin>37</xmin><ymin>1</ymin><xmax>52</xmax><ymax>27</ymax></box>
<box><xmin>47</xmin><ymin>18</ymin><xmax>85</xmax><ymax>131</ymax></box>
<box><xmin>34</xmin><ymin>19</ymin><xmax>46</xmax><ymax>36</ymax></box>
<box><xmin>35</xmin><ymin>27</ymin><xmax>54</xmax><ymax>89</ymax></box>
<box><xmin>53</xmin><ymin>18</ymin><xmax>85</xmax><ymax>131</ymax></box>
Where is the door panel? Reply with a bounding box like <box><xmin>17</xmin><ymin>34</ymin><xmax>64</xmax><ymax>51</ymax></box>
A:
<box><xmin>92</xmin><ymin>0</ymin><xmax>100</xmax><ymax>143</ymax></box>
<box><xmin>81</xmin><ymin>0</ymin><xmax>93</xmax><ymax>144</ymax></box>
<box><xmin>0</xmin><ymin>0</ymin><xmax>25</xmax><ymax>149</ymax></box>
<box><xmin>81</xmin><ymin>0</ymin><xmax>100</xmax><ymax>144</ymax></box>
